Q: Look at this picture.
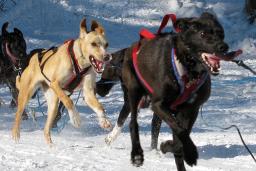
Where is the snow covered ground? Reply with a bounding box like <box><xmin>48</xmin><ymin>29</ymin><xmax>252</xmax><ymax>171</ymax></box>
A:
<box><xmin>0</xmin><ymin>0</ymin><xmax>256</xmax><ymax>170</ymax></box>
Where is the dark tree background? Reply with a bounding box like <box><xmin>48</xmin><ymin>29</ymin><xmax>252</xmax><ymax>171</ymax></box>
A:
<box><xmin>245</xmin><ymin>0</ymin><xmax>256</xmax><ymax>23</ymax></box>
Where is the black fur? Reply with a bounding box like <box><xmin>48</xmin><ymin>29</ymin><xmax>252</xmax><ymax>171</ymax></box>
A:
<box><xmin>0</xmin><ymin>22</ymin><xmax>28</xmax><ymax>118</ymax></box>
<box><xmin>97</xmin><ymin>12</ymin><xmax>229</xmax><ymax>170</ymax></box>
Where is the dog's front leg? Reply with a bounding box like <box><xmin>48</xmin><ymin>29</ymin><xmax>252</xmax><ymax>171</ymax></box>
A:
<box><xmin>152</xmin><ymin>100</ymin><xmax>198</xmax><ymax>167</ymax></box>
<box><xmin>50</xmin><ymin>80</ymin><xmax>81</xmax><ymax>128</ymax></box>
<box><xmin>105</xmin><ymin>87</ymin><xmax>130</xmax><ymax>145</ymax></box>
<box><xmin>83</xmin><ymin>74</ymin><xmax>112</xmax><ymax>129</ymax></box>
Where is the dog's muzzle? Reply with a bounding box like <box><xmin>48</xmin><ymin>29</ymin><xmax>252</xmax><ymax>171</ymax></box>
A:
<box><xmin>103</xmin><ymin>53</ymin><xmax>112</xmax><ymax>62</ymax></box>
<box><xmin>201</xmin><ymin>49</ymin><xmax>242</xmax><ymax>75</ymax></box>
<box><xmin>89</xmin><ymin>55</ymin><xmax>104</xmax><ymax>73</ymax></box>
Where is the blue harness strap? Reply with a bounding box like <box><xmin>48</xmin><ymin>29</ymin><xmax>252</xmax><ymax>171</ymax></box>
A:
<box><xmin>171</xmin><ymin>49</ymin><xmax>209</xmax><ymax>110</ymax></box>
<box><xmin>171</xmin><ymin>48</ymin><xmax>184</xmax><ymax>95</ymax></box>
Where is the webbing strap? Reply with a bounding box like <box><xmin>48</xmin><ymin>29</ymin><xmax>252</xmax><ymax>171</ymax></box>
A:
<box><xmin>132</xmin><ymin>14</ymin><xmax>178</xmax><ymax>94</ymax></box>
<box><xmin>63</xmin><ymin>40</ymin><xmax>91</xmax><ymax>92</ymax></box>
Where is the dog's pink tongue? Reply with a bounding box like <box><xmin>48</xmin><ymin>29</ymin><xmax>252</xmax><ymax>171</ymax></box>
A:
<box><xmin>205</xmin><ymin>53</ymin><xmax>221</xmax><ymax>66</ymax></box>
<box><xmin>96</xmin><ymin>60</ymin><xmax>104</xmax><ymax>72</ymax></box>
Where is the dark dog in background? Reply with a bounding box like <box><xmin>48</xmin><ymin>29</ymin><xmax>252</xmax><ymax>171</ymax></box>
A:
<box><xmin>245</xmin><ymin>0</ymin><xmax>256</xmax><ymax>23</ymax></box>
<box><xmin>0</xmin><ymin>22</ymin><xmax>28</xmax><ymax>119</ymax></box>
<box><xmin>97</xmin><ymin>12</ymin><xmax>240</xmax><ymax>170</ymax></box>
<box><xmin>96</xmin><ymin>48</ymin><xmax>159</xmax><ymax>146</ymax></box>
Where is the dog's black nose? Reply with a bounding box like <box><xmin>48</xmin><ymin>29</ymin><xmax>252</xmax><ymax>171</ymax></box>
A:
<box><xmin>218</xmin><ymin>43</ymin><xmax>229</xmax><ymax>52</ymax></box>
<box><xmin>103</xmin><ymin>53</ymin><xmax>112</xmax><ymax>62</ymax></box>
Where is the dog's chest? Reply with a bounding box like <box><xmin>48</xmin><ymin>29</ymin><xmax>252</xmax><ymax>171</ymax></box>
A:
<box><xmin>170</xmin><ymin>52</ymin><xmax>209</xmax><ymax>109</ymax></box>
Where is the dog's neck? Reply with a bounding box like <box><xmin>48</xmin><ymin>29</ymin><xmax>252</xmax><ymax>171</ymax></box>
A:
<box><xmin>72</xmin><ymin>39</ymin><xmax>91</xmax><ymax>69</ymax></box>
<box><xmin>174</xmin><ymin>36</ymin><xmax>207</xmax><ymax>79</ymax></box>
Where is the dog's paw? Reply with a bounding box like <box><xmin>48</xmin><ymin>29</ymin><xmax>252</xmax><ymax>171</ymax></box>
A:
<box><xmin>160</xmin><ymin>140</ymin><xmax>175</xmax><ymax>154</ymax></box>
<box><xmin>22</xmin><ymin>112</ymin><xmax>29</xmax><ymax>120</ymax></box>
<box><xmin>12</xmin><ymin>127</ymin><xmax>20</xmax><ymax>143</ymax></box>
<box><xmin>183</xmin><ymin>137</ymin><xmax>198</xmax><ymax>166</ymax></box>
<box><xmin>105</xmin><ymin>134</ymin><xmax>113</xmax><ymax>145</ymax></box>
<box><xmin>68</xmin><ymin>109</ymin><xmax>81</xmax><ymax>128</ymax></box>
<box><xmin>44</xmin><ymin>131</ymin><xmax>53</xmax><ymax>145</ymax></box>
<box><xmin>99</xmin><ymin>118</ymin><xmax>112</xmax><ymax>130</ymax></box>
<box><xmin>131</xmin><ymin>149</ymin><xmax>144</xmax><ymax>167</ymax></box>
<box><xmin>178</xmin><ymin>131</ymin><xmax>198</xmax><ymax>166</ymax></box>
<box><xmin>105</xmin><ymin>124</ymin><xmax>121</xmax><ymax>145</ymax></box>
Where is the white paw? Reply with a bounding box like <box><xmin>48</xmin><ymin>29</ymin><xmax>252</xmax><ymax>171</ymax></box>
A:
<box><xmin>105</xmin><ymin>124</ymin><xmax>121</xmax><ymax>145</ymax></box>
<box><xmin>99</xmin><ymin>118</ymin><xmax>112</xmax><ymax>130</ymax></box>
<box><xmin>105</xmin><ymin>133</ymin><xmax>115</xmax><ymax>145</ymax></box>
<box><xmin>68</xmin><ymin>108</ymin><xmax>81</xmax><ymax>128</ymax></box>
<box><xmin>12</xmin><ymin>127</ymin><xmax>20</xmax><ymax>143</ymax></box>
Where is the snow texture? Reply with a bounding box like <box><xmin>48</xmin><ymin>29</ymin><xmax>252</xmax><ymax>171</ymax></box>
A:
<box><xmin>0</xmin><ymin>0</ymin><xmax>256</xmax><ymax>170</ymax></box>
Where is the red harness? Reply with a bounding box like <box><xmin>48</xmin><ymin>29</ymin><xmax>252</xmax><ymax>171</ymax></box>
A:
<box><xmin>39</xmin><ymin>40</ymin><xmax>91</xmax><ymax>93</ymax></box>
<box><xmin>132</xmin><ymin>14</ymin><xmax>207</xmax><ymax>110</ymax></box>
<box><xmin>63</xmin><ymin>40</ymin><xmax>91</xmax><ymax>92</ymax></box>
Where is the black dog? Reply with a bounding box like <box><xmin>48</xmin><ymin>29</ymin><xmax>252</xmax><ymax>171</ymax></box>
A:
<box><xmin>0</xmin><ymin>22</ymin><xmax>28</xmax><ymax>119</ymax></box>
<box><xmin>97</xmin><ymin>12</ymin><xmax>240</xmax><ymax>170</ymax></box>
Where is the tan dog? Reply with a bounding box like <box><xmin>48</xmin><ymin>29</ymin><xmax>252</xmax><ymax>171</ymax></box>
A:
<box><xmin>12</xmin><ymin>18</ymin><xmax>112</xmax><ymax>145</ymax></box>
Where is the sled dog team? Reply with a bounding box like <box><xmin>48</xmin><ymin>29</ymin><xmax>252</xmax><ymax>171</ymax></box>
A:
<box><xmin>0</xmin><ymin>12</ymin><xmax>242</xmax><ymax>171</ymax></box>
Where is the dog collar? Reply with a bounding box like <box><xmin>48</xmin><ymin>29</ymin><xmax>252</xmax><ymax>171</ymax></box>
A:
<box><xmin>1</xmin><ymin>41</ymin><xmax>18</xmax><ymax>66</ymax></box>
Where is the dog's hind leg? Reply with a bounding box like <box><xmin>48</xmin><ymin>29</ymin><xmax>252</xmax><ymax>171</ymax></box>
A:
<box><xmin>105</xmin><ymin>86</ymin><xmax>130</xmax><ymax>145</ymax></box>
<box><xmin>43</xmin><ymin>88</ymin><xmax>59</xmax><ymax>145</ymax></box>
<box><xmin>128</xmin><ymin>85</ymin><xmax>144</xmax><ymax>167</ymax></box>
<box><xmin>151</xmin><ymin>113</ymin><xmax>162</xmax><ymax>150</ymax></box>
<box><xmin>122</xmin><ymin>64</ymin><xmax>145</xmax><ymax>166</ymax></box>
<box><xmin>52</xmin><ymin>102</ymin><xmax>64</xmax><ymax>128</ymax></box>
<box><xmin>12</xmin><ymin>75</ymin><xmax>39</xmax><ymax>142</ymax></box>
<box><xmin>7</xmin><ymin>78</ymin><xmax>28</xmax><ymax>120</ymax></box>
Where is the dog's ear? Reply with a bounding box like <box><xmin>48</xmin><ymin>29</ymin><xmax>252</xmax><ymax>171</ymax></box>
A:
<box><xmin>200</xmin><ymin>12</ymin><xmax>216</xmax><ymax>20</ymax></box>
<box><xmin>2</xmin><ymin>22</ymin><xmax>9</xmax><ymax>36</ymax></box>
<box><xmin>91</xmin><ymin>20</ymin><xmax>105</xmax><ymax>35</ymax></box>
<box><xmin>14</xmin><ymin>28</ymin><xmax>23</xmax><ymax>37</ymax></box>
<box><xmin>80</xmin><ymin>18</ymin><xmax>88</xmax><ymax>38</ymax></box>
<box><xmin>175</xmin><ymin>18</ymin><xmax>194</xmax><ymax>32</ymax></box>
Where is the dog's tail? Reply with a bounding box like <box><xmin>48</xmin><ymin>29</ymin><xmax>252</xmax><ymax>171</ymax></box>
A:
<box><xmin>16</xmin><ymin>76</ymin><xmax>20</xmax><ymax>90</ymax></box>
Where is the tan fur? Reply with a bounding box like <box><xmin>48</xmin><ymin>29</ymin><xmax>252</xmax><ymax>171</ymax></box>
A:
<box><xmin>12</xmin><ymin>18</ymin><xmax>112</xmax><ymax>145</ymax></box>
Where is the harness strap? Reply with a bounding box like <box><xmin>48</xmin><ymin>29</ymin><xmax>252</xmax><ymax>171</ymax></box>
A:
<box><xmin>67</xmin><ymin>40</ymin><xmax>80</xmax><ymax>75</ymax></box>
<box><xmin>132</xmin><ymin>14</ymin><xmax>178</xmax><ymax>94</ymax></box>
<box><xmin>157</xmin><ymin>14</ymin><xmax>181</xmax><ymax>34</ymax></box>
<box><xmin>39</xmin><ymin>47</ymin><xmax>58</xmax><ymax>82</ymax></box>
<box><xmin>38</xmin><ymin>40</ymin><xmax>91</xmax><ymax>93</ymax></box>
<box><xmin>63</xmin><ymin>40</ymin><xmax>91</xmax><ymax>92</ymax></box>
<box><xmin>132</xmin><ymin>45</ymin><xmax>154</xmax><ymax>94</ymax></box>
<box><xmin>171</xmin><ymin>48</ymin><xmax>209</xmax><ymax>110</ymax></box>
<box><xmin>170</xmin><ymin>73</ymin><xmax>208</xmax><ymax>110</ymax></box>
<box><xmin>132</xmin><ymin>28</ymin><xmax>156</xmax><ymax>94</ymax></box>
<box><xmin>132</xmin><ymin>13</ymin><xmax>208</xmax><ymax>110</ymax></box>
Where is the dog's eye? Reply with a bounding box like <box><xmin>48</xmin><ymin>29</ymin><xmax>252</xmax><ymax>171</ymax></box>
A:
<box><xmin>91</xmin><ymin>42</ymin><xmax>97</xmax><ymax>47</ymax></box>
<box><xmin>200</xmin><ymin>31</ymin><xmax>205</xmax><ymax>38</ymax></box>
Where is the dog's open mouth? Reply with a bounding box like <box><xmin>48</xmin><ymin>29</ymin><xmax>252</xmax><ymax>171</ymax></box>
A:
<box><xmin>89</xmin><ymin>55</ymin><xmax>104</xmax><ymax>73</ymax></box>
<box><xmin>201</xmin><ymin>53</ymin><xmax>221</xmax><ymax>75</ymax></box>
<box><xmin>201</xmin><ymin>49</ymin><xmax>242</xmax><ymax>75</ymax></box>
